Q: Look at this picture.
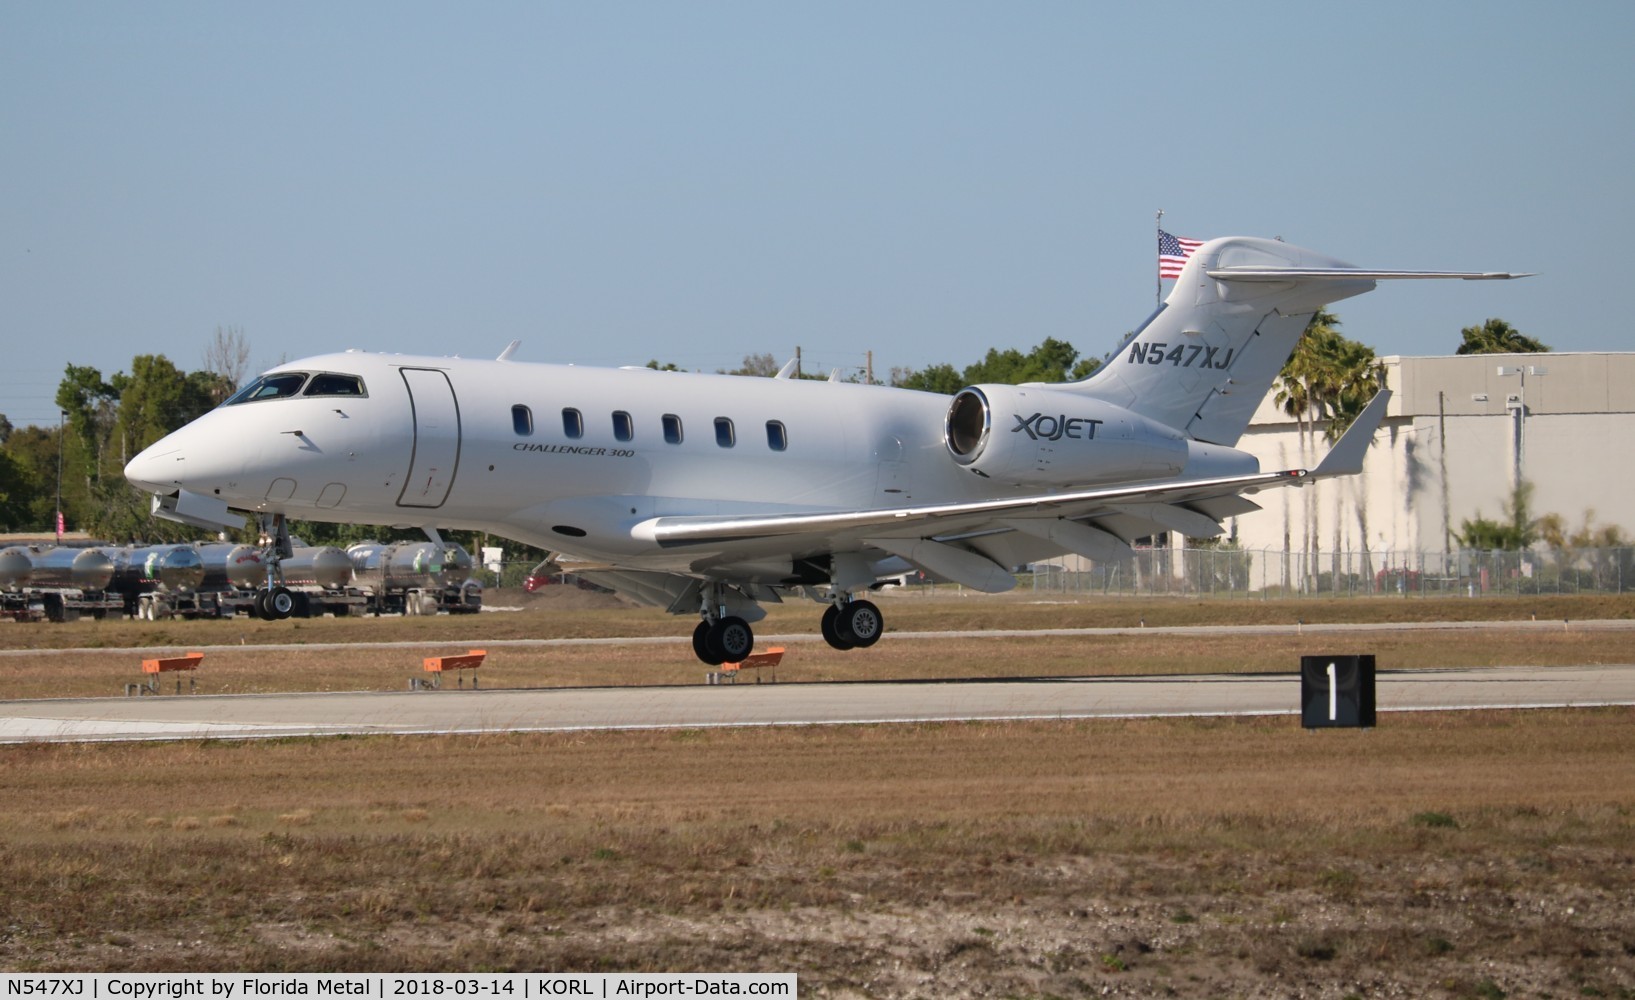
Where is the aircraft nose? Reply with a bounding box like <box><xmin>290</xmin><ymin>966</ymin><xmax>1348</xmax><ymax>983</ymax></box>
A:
<box><xmin>124</xmin><ymin>437</ymin><xmax>185</xmax><ymax>492</ymax></box>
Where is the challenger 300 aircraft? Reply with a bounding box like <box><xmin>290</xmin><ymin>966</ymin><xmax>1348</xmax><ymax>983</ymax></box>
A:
<box><xmin>125</xmin><ymin>236</ymin><xmax>1525</xmax><ymax>663</ymax></box>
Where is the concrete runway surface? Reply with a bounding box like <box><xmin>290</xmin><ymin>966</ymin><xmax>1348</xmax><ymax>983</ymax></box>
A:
<box><xmin>3</xmin><ymin>663</ymin><xmax>1633</xmax><ymax>744</ymax></box>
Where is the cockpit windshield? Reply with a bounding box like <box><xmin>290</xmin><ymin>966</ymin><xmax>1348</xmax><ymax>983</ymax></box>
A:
<box><xmin>224</xmin><ymin>372</ymin><xmax>308</xmax><ymax>405</ymax></box>
<box><xmin>303</xmin><ymin>373</ymin><xmax>366</xmax><ymax>397</ymax></box>
<box><xmin>223</xmin><ymin>371</ymin><xmax>367</xmax><ymax>405</ymax></box>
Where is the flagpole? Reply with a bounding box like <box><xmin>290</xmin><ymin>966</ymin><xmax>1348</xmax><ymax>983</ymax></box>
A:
<box><xmin>1155</xmin><ymin>209</ymin><xmax>1164</xmax><ymax>307</ymax></box>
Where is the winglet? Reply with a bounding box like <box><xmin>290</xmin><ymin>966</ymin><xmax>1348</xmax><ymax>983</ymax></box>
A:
<box><xmin>497</xmin><ymin>340</ymin><xmax>521</xmax><ymax>362</ymax></box>
<box><xmin>1309</xmin><ymin>389</ymin><xmax>1392</xmax><ymax>479</ymax></box>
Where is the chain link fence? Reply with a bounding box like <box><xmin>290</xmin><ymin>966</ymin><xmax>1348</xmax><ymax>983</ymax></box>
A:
<box><xmin>474</xmin><ymin>548</ymin><xmax>1634</xmax><ymax>600</ymax></box>
<box><xmin>1023</xmin><ymin>546</ymin><xmax>1635</xmax><ymax>598</ymax></box>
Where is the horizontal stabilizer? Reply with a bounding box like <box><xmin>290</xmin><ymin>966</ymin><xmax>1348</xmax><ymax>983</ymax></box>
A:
<box><xmin>1207</xmin><ymin>268</ymin><xmax>1533</xmax><ymax>282</ymax></box>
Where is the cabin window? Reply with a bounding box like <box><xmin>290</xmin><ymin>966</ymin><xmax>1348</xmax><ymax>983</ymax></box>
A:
<box><xmin>662</xmin><ymin>414</ymin><xmax>683</xmax><ymax>445</ymax></box>
<box><xmin>562</xmin><ymin>408</ymin><xmax>584</xmax><ymax>439</ymax></box>
<box><xmin>224</xmin><ymin>372</ymin><xmax>307</xmax><ymax>405</ymax></box>
<box><xmin>512</xmin><ymin>405</ymin><xmax>533</xmax><ymax>436</ymax></box>
<box><xmin>303</xmin><ymin>373</ymin><xmax>366</xmax><ymax>397</ymax></box>
<box><xmin>766</xmin><ymin>420</ymin><xmax>788</xmax><ymax>452</ymax></box>
<box><xmin>612</xmin><ymin>411</ymin><xmax>634</xmax><ymax>442</ymax></box>
<box><xmin>714</xmin><ymin>417</ymin><xmax>735</xmax><ymax>448</ymax></box>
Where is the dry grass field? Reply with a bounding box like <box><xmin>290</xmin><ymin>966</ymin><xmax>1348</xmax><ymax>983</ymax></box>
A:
<box><xmin>3</xmin><ymin>590</ymin><xmax>1634</xmax><ymax>700</ymax></box>
<box><xmin>3</xmin><ymin>592</ymin><xmax>1635</xmax><ymax>996</ymax></box>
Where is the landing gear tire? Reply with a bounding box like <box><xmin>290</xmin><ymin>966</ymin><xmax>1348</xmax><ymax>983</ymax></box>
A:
<box><xmin>257</xmin><ymin>587</ymin><xmax>295</xmax><ymax>621</ymax></box>
<box><xmin>268</xmin><ymin>586</ymin><xmax>295</xmax><ymax>620</ymax></box>
<box><xmin>693</xmin><ymin>620</ymin><xmax>725</xmax><ymax>666</ymax></box>
<box><xmin>694</xmin><ymin>617</ymin><xmax>755</xmax><ymax>665</ymax></box>
<box><xmin>711</xmin><ymin>616</ymin><xmax>755</xmax><ymax>663</ymax></box>
<box><xmin>820</xmin><ymin>604</ymin><xmax>854</xmax><ymax>651</ymax></box>
<box><xmin>836</xmin><ymin>599</ymin><xmax>883</xmax><ymax>648</ymax></box>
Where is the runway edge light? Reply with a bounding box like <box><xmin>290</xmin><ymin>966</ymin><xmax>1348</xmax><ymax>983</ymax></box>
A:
<box><xmin>1300</xmin><ymin>654</ymin><xmax>1377</xmax><ymax>729</ymax></box>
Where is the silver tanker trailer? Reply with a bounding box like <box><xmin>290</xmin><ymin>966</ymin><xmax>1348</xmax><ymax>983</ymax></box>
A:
<box><xmin>17</xmin><ymin>545</ymin><xmax>122</xmax><ymax>621</ymax></box>
<box><xmin>346</xmin><ymin>541</ymin><xmax>480</xmax><ymax>615</ymax></box>
<box><xmin>124</xmin><ymin>543</ymin><xmax>270</xmax><ymax>620</ymax></box>
<box><xmin>0</xmin><ymin>546</ymin><xmax>32</xmax><ymax>593</ymax></box>
<box><xmin>104</xmin><ymin>544</ymin><xmax>206</xmax><ymax>619</ymax></box>
<box><xmin>272</xmin><ymin>545</ymin><xmax>367</xmax><ymax>617</ymax></box>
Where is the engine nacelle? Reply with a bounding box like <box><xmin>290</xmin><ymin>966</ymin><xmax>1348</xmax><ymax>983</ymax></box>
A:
<box><xmin>945</xmin><ymin>384</ymin><xmax>1190</xmax><ymax>488</ymax></box>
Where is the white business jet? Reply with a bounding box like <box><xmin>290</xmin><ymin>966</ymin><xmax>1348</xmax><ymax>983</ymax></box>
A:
<box><xmin>125</xmin><ymin>236</ymin><xmax>1524</xmax><ymax>663</ymax></box>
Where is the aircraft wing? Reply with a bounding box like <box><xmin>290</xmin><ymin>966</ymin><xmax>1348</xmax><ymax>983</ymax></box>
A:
<box><xmin>635</xmin><ymin>468</ymin><xmax>1302</xmax><ymax>548</ymax></box>
<box><xmin>629</xmin><ymin>389</ymin><xmax>1391</xmax><ymax>594</ymax></box>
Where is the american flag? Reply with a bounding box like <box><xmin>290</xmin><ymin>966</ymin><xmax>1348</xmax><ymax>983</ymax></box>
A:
<box><xmin>1158</xmin><ymin>229</ymin><xmax>1203</xmax><ymax>280</ymax></box>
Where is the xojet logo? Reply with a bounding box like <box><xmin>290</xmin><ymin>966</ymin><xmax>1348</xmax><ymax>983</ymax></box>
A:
<box><xmin>1011</xmin><ymin>412</ymin><xmax>1104</xmax><ymax>441</ymax></box>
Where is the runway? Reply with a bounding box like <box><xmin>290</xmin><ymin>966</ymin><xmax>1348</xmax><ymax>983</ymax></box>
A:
<box><xmin>3</xmin><ymin>663</ymin><xmax>1633</xmax><ymax>743</ymax></box>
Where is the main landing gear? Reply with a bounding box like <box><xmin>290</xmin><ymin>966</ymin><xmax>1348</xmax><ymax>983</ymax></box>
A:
<box><xmin>820</xmin><ymin>598</ymin><xmax>883</xmax><ymax>651</ymax></box>
<box><xmin>692</xmin><ymin>616</ymin><xmax>755</xmax><ymax>666</ymax></box>
<box><xmin>687</xmin><ymin>584</ymin><xmax>886</xmax><ymax>665</ymax></box>
<box><xmin>693</xmin><ymin>583</ymin><xmax>756</xmax><ymax>665</ymax></box>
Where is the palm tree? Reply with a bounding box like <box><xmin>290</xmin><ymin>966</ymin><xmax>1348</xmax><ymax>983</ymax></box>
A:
<box><xmin>1276</xmin><ymin>313</ymin><xmax>1384</xmax><ymax>590</ymax></box>
<box><xmin>1275</xmin><ymin>312</ymin><xmax>1338</xmax><ymax>590</ymax></box>
<box><xmin>1456</xmin><ymin>318</ymin><xmax>1550</xmax><ymax>355</ymax></box>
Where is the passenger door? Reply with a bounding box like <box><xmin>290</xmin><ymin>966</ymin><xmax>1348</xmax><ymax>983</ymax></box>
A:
<box><xmin>397</xmin><ymin>367</ymin><xmax>460</xmax><ymax>508</ymax></box>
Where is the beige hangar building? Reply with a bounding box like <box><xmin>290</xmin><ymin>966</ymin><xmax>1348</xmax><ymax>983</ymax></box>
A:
<box><xmin>1230</xmin><ymin>352</ymin><xmax>1635</xmax><ymax>564</ymax></box>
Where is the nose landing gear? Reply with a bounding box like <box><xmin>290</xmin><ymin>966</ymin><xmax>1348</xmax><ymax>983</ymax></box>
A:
<box><xmin>253</xmin><ymin>513</ymin><xmax>296</xmax><ymax>621</ymax></box>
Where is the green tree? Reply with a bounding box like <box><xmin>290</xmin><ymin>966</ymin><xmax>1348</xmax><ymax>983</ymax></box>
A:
<box><xmin>964</xmin><ymin>337</ymin><xmax>1094</xmax><ymax>385</ymax></box>
<box><xmin>1273</xmin><ymin>312</ymin><xmax>1383</xmax><ymax>589</ymax></box>
<box><xmin>54</xmin><ymin>365</ymin><xmax>118</xmax><ymax>527</ymax></box>
<box><xmin>724</xmin><ymin>353</ymin><xmax>781</xmax><ymax>377</ymax></box>
<box><xmin>0</xmin><ymin>449</ymin><xmax>31</xmax><ymax>529</ymax></box>
<box><xmin>892</xmin><ymin>338</ymin><xmax>1100</xmax><ymax>394</ymax></box>
<box><xmin>1455</xmin><ymin>318</ymin><xmax>1549</xmax><ymax>355</ymax></box>
<box><xmin>892</xmin><ymin>363</ymin><xmax>964</xmax><ymax>394</ymax></box>
<box><xmin>0</xmin><ymin>424</ymin><xmax>65</xmax><ymax>533</ymax></box>
<box><xmin>1457</xmin><ymin>480</ymin><xmax>1538</xmax><ymax>550</ymax></box>
<box><xmin>108</xmin><ymin>355</ymin><xmax>224</xmax><ymax>464</ymax></box>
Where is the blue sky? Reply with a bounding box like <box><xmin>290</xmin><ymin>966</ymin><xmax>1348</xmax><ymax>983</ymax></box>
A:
<box><xmin>3</xmin><ymin>1</ymin><xmax>1629</xmax><ymax>427</ymax></box>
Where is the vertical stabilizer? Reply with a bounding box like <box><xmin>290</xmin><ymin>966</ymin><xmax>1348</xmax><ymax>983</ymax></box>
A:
<box><xmin>1074</xmin><ymin>237</ymin><xmax>1377</xmax><ymax>446</ymax></box>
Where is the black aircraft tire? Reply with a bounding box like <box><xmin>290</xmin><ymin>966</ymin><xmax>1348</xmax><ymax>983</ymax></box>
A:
<box><xmin>693</xmin><ymin>620</ymin><xmax>725</xmax><ymax>666</ymax></box>
<box><xmin>837</xmin><ymin>599</ymin><xmax>883</xmax><ymax>648</ymax></box>
<box><xmin>711</xmin><ymin>616</ymin><xmax>755</xmax><ymax>663</ymax></box>
<box><xmin>820</xmin><ymin>604</ymin><xmax>855</xmax><ymax>651</ymax></box>
<box><xmin>254</xmin><ymin>589</ymin><xmax>274</xmax><ymax>621</ymax></box>
<box><xmin>268</xmin><ymin>586</ymin><xmax>296</xmax><ymax>620</ymax></box>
